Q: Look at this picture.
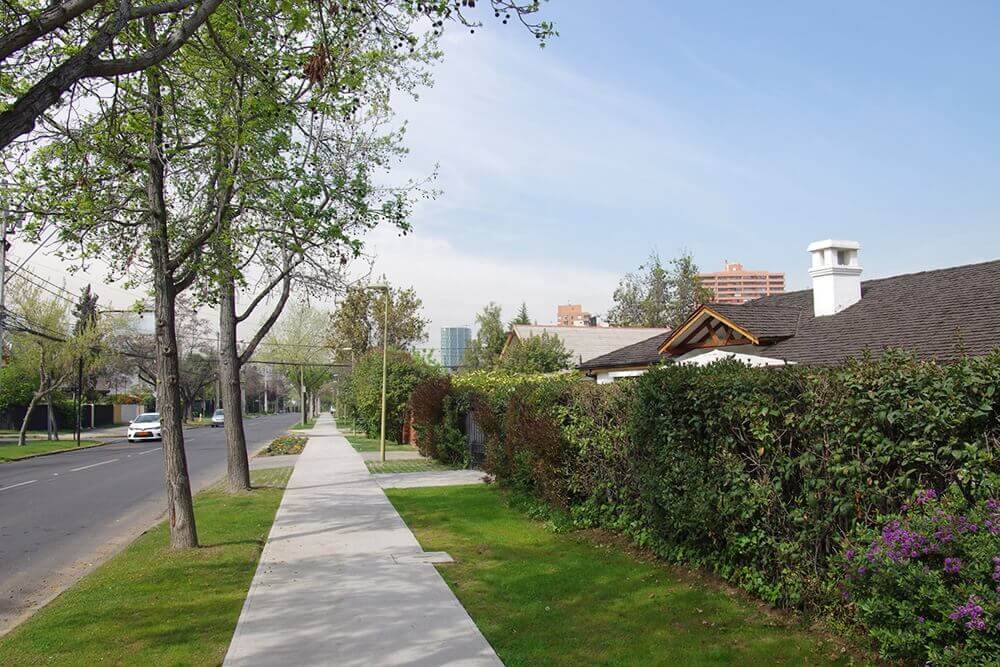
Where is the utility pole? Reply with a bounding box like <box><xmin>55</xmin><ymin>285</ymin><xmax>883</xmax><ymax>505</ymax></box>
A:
<box><xmin>263</xmin><ymin>365</ymin><xmax>269</xmax><ymax>414</ymax></box>
<box><xmin>299</xmin><ymin>364</ymin><xmax>305</xmax><ymax>426</ymax></box>
<box><xmin>0</xmin><ymin>193</ymin><xmax>11</xmax><ymax>370</ymax></box>
<box><xmin>379</xmin><ymin>288</ymin><xmax>388</xmax><ymax>462</ymax></box>
<box><xmin>0</xmin><ymin>211</ymin><xmax>7</xmax><ymax>370</ymax></box>
<box><xmin>365</xmin><ymin>282</ymin><xmax>390</xmax><ymax>463</ymax></box>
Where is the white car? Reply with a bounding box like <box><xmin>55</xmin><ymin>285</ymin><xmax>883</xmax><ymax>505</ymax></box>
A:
<box><xmin>127</xmin><ymin>412</ymin><xmax>162</xmax><ymax>442</ymax></box>
<box><xmin>211</xmin><ymin>408</ymin><xmax>225</xmax><ymax>427</ymax></box>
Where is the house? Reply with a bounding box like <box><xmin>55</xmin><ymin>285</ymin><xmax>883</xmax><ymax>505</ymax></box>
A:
<box><xmin>580</xmin><ymin>240</ymin><xmax>1000</xmax><ymax>382</ymax></box>
<box><xmin>502</xmin><ymin>324</ymin><xmax>671</xmax><ymax>367</ymax></box>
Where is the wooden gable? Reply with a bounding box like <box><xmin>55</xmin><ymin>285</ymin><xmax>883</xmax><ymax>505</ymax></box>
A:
<box><xmin>658</xmin><ymin>306</ymin><xmax>760</xmax><ymax>356</ymax></box>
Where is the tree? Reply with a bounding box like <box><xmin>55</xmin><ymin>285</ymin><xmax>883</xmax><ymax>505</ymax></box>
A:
<box><xmin>463</xmin><ymin>302</ymin><xmax>507</xmax><ymax>370</ymax></box>
<box><xmin>5</xmin><ymin>280</ymin><xmax>103</xmax><ymax>445</ymax></box>
<box><xmin>0</xmin><ymin>1</ymin><xmax>554</xmax><ymax>151</ymax></box>
<box><xmin>9</xmin><ymin>0</ymin><xmax>554</xmax><ymax>548</ymax></box>
<box><xmin>204</xmin><ymin>0</ymin><xmax>427</xmax><ymax>492</ymax></box>
<box><xmin>262</xmin><ymin>302</ymin><xmax>336</xmax><ymax>424</ymax></box>
<box><xmin>499</xmin><ymin>331</ymin><xmax>571</xmax><ymax>373</ymax></box>
<box><xmin>606</xmin><ymin>252</ymin><xmax>714</xmax><ymax>329</ymax></box>
<box><xmin>328</xmin><ymin>285</ymin><xmax>429</xmax><ymax>357</ymax></box>
<box><xmin>511</xmin><ymin>301</ymin><xmax>532</xmax><ymax>326</ymax></box>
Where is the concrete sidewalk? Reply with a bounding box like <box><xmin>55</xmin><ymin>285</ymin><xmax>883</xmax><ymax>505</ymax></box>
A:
<box><xmin>224</xmin><ymin>414</ymin><xmax>501</xmax><ymax>667</ymax></box>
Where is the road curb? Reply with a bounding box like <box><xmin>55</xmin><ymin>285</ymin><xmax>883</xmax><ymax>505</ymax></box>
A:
<box><xmin>0</xmin><ymin>422</ymin><xmax>216</xmax><ymax>464</ymax></box>
<box><xmin>0</xmin><ymin>438</ymin><xmax>126</xmax><ymax>463</ymax></box>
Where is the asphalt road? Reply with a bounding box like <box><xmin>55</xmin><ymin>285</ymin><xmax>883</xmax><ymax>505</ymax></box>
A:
<box><xmin>0</xmin><ymin>413</ymin><xmax>298</xmax><ymax>635</ymax></box>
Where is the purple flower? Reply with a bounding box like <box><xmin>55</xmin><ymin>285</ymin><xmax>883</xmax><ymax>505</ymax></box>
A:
<box><xmin>877</xmin><ymin>520</ymin><xmax>929</xmax><ymax>562</ymax></box>
<box><xmin>944</xmin><ymin>557</ymin><xmax>962</xmax><ymax>574</ymax></box>
<box><xmin>915</xmin><ymin>489</ymin><xmax>938</xmax><ymax>505</ymax></box>
<box><xmin>949</xmin><ymin>596</ymin><xmax>987</xmax><ymax>631</ymax></box>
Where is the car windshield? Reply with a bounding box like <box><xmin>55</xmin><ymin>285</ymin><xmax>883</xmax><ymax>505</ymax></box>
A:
<box><xmin>213</xmin><ymin>410</ymin><xmax>224</xmax><ymax>416</ymax></box>
<box><xmin>134</xmin><ymin>414</ymin><xmax>159</xmax><ymax>423</ymax></box>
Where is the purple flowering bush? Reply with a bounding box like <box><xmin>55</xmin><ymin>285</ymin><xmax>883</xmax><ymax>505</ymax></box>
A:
<box><xmin>840</xmin><ymin>491</ymin><xmax>1000</xmax><ymax>664</ymax></box>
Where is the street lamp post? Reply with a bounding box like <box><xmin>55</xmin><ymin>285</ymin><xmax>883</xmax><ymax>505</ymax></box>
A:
<box><xmin>365</xmin><ymin>283</ymin><xmax>389</xmax><ymax>463</ymax></box>
<box><xmin>337</xmin><ymin>347</ymin><xmax>354</xmax><ymax>433</ymax></box>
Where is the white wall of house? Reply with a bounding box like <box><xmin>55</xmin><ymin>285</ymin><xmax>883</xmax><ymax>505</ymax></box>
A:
<box><xmin>595</xmin><ymin>369</ymin><xmax>647</xmax><ymax>384</ymax></box>
<box><xmin>675</xmin><ymin>348</ymin><xmax>790</xmax><ymax>367</ymax></box>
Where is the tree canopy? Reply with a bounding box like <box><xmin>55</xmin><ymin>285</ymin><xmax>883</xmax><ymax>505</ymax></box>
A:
<box><xmin>327</xmin><ymin>284</ymin><xmax>428</xmax><ymax>357</ymax></box>
<box><xmin>606</xmin><ymin>252</ymin><xmax>714</xmax><ymax>329</ymax></box>
<box><xmin>463</xmin><ymin>302</ymin><xmax>507</xmax><ymax>370</ymax></box>
<box><xmin>499</xmin><ymin>331</ymin><xmax>571</xmax><ymax>373</ymax></box>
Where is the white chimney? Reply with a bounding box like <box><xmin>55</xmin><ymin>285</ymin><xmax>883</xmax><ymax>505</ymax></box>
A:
<box><xmin>807</xmin><ymin>239</ymin><xmax>862</xmax><ymax>316</ymax></box>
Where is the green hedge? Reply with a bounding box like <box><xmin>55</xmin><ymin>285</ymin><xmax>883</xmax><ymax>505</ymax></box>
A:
<box><xmin>344</xmin><ymin>348</ymin><xmax>439</xmax><ymax>442</ymax></box>
<box><xmin>409</xmin><ymin>351</ymin><xmax>1000</xmax><ymax>662</ymax></box>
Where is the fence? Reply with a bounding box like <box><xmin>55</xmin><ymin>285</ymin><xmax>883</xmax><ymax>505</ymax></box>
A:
<box><xmin>464</xmin><ymin>411</ymin><xmax>486</xmax><ymax>468</ymax></box>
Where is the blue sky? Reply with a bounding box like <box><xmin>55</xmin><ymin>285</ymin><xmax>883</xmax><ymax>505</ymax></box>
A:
<box><xmin>368</xmin><ymin>1</ymin><xmax>1000</xmax><ymax>340</ymax></box>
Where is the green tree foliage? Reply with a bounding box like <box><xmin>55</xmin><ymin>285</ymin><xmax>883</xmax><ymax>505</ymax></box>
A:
<box><xmin>607</xmin><ymin>252</ymin><xmax>713</xmax><ymax>328</ymax></box>
<box><xmin>0</xmin><ymin>364</ymin><xmax>37</xmax><ymax>411</ymax></box>
<box><xmin>511</xmin><ymin>301</ymin><xmax>532</xmax><ymax>326</ymax></box>
<box><xmin>0</xmin><ymin>1</ymin><xmax>555</xmax><ymax>151</ymax></box>
<box><xmin>463</xmin><ymin>302</ymin><xmax>507</xmax><ymax>370</ymax></box>
<box><xmin>5</xmin><ymin>280</ymin><xmax>109</xmax><ymax>444</ymax></box>
<box><xmin>346</xmin><ymin>347</ymin><xmax>439</xmax><ymax>441</ymax></box>
<box><xmin>328</xmin><ymin>285</ymin><xmax>429</xmax><ymax>357</ymax></box>
<box><xmin>499</xmin><ymin>332</ymin><xmax>571</xmax><ymax>373</ymax></box>
<box><xmin>263</xmin><ymin>302</ymin><xmax>335</xmax><ymax>410</ymax></box>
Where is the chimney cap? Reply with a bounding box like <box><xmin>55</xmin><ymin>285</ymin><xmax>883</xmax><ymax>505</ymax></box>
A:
<box><xmin>807</xmin><ymin>239</ymin><xmax>860</xmax><ymax>252</ymax></box>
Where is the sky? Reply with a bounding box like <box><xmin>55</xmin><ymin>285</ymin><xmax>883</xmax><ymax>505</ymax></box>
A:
<box><xmin>11</xmin><ymin>1</ymin><xmax>1000</xmax><ymax>354</ymax></box>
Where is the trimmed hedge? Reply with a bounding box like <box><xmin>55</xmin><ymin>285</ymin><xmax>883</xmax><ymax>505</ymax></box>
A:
<box><xmin>410</xmin><ymin>351</ymin><xmax>1000</xmax><ymax>662</ymax></box>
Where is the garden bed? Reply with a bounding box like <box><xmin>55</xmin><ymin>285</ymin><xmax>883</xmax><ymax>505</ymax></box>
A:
<box><xmin>259</xmin><ymin>434</ymin><xmax>308</xmax><ymax>456</ymax></box>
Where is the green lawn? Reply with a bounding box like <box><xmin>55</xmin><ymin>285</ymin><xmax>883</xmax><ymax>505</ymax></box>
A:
<box><xmin>0</xmin><ymin>439</ymin><xmax>102</xmax><ymax>462</ymax></box>
<box><xmin>289</xmin><ymin>417</ymin><xmax>316</xmax><ymax>430</ymax></box>
<box><xmin>387</xmin><ymin>485</ymin><xmax>868</xmax><ymax>666</ymax></box>
<box><xmin>366</xmin><ymin>458</ymin><xmax>462</xmax><ymax>474</ymax></box>
<box><xmin>0</xmin><ymin>467</ymin><xmax>293</xmax><ymax>666</ymax></box>
<box><xmin>345</xmin><ymin>433</ymin><xmax>416</xmax><ymax>453</ymax></box>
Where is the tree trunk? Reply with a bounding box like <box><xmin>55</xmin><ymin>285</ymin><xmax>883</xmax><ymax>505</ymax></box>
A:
<box><xmin>219</xmin><ymin>278</ymin><xmax>251</xmax><ymax>492</ymax></box>
<box><xmin>146</xmin><ymin>58</ymin><xmax>198</xmax><ymax>550</ymax></box>
<box><xmin>18</xmin><ymin>392</ymin><xmax>43</xmax><ymax>446</ymax></box>
<box><xmin>46</xmin><ymin>395</ymin><xmax>58</xmax><ymax>440</ymax></box>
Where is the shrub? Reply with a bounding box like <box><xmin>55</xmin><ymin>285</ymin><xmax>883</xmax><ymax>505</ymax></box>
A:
<box><xmin>410</xmin><ymin>349</ymin><xmax>1000</xmax><ymax>656</ymax></box>
<box><xmin>840</xmin><ymin>491</ymin><xmax>1000</xmax><ymax>665</ymax></box>
<box><xmin>347</xmin><ymin>348</ymin><xmax>440</xmax><ymax>441</ymax></box>
<box><xmin>410</xmin><ymin>377</ymin><xmax>467</xmax><ymax>465</ymax></box>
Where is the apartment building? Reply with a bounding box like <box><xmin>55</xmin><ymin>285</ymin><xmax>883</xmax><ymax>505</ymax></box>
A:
<box><xmin>698</xmin><ymin>262</ymin><xmax>785</xmax><ymax>305</ymax></box>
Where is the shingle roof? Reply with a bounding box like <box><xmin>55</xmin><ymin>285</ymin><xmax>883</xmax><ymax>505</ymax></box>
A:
<box><xmin>588</xmin><ymin>259</ymin><xmax>1000</xmax><ymax>370</ymax></box>
<box><xmin>751</xmin><ymin>259</ymin><xmax>1000</xmax><ymax>364</ymax></box>
<box><xmin>707</xmin><ymin>303</ymin><xmax>803</xmax><ymax>341</ymax></box>
<box><xmin>578</xmin><ymin>331</ymin><xmax>672</xmax><ymax>370</ymax></box>
<box><xmin>508</xmin><ymin>325</ymin><xmax>671</xmax><ymax>366</ymax></box>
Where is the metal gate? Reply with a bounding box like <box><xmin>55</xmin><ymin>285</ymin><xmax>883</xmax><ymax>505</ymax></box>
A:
<box><xmin>465</xmin><ymin>412</ymin><xmax>486</xmax><ymax>468</ymax></box>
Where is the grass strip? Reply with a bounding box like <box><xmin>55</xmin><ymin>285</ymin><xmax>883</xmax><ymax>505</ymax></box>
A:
<box><xmin>0</xmin><ymin>467</ymin><xmax>293</xmax><ymax>666</ymax></box>
<box><xmin>344</xmin><ymin>433</ymin><xmax>415</xmax><ymax>453</ymax></box>
<box><xmin>288</xmin><ymin>418</ymin><xmax>316</xmax><ymax>430</ymax></box>
<box><xmin>366</xmin><ymin>458</ymin><xmax>462</xmax><ymax>474</ymax></box>
<box><xmin>0</xmin><ymin>439</ymin><xmax>102</xmax><ymax>462</ymax></box>
<box><xmin>387</xmin><ymin>484</ymin><xmax>867</xmax><ymax>666</ymax></box>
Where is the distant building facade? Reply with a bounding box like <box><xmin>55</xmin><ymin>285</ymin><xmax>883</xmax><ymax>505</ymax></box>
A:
<box><xmin>557</xmin><ymin>304</ymin><xmax>597</xmax><ymax>327</ymax></box>
<box><xmin>699</xmin><ymin>262</ymin><xmax>785</xmax><ymax>305</ymax></box>
<box><xmin>440</xmin><ymin>327</ymin><xmax>472</xmax><ymax>370</ymax></box>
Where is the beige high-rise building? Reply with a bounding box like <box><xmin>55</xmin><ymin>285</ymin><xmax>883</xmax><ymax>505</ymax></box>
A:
<box><xmin>556</xmin><ymin>304</ymin><xmax>596</xmax><ymax>327</ymax></box>
<box><xmin>699</xmin><ymin>262</ymin><xmax>785</xmax><ymax>305</ymax></box>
